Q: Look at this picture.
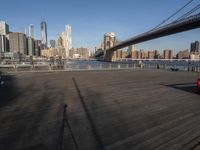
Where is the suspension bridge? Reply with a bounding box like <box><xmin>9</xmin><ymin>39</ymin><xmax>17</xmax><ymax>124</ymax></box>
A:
<box><xmin>98</xmin><ymin>1</ymin><xmax>200</xmax><ymax>61</ymax></box>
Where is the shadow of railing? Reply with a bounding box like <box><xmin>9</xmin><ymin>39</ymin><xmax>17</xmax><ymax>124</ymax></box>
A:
<box><xmin>72</xmin><ymin>77</ymin><xmax>104</xmax><ymax>150</ymax></box>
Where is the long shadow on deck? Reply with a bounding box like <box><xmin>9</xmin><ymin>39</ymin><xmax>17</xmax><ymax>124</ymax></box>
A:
<box><xmin>72</xmin><ymin>77</ymin><xmax>104</xmax><ymax>150</ymax></box>
<box><xmin>164</xmin><ymin>83</ymin><xmax>200</xmax><ymax>95</ymax></box>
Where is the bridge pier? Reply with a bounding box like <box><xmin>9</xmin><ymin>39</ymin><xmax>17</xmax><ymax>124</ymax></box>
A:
<box><xmin>104</xmin><ymin>50</ymin><xmax>114</xmax><ymax>62</ymax></box>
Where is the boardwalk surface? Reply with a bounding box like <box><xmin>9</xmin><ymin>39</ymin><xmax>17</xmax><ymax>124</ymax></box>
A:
<box><xmin>0</xmin><ymin>69</ymin><xmax>200</xmax><ymax>150</ymax></box>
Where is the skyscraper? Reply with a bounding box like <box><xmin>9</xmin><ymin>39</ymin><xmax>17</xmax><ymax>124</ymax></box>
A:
<box><xmin>8</xmin><ymin>32</ymin><xmax>27</xmax><ymax>54</ymax></box>
<box><xmin>34</xmin><ymin>40</ymin><xmax>40</xmax><ymax>56</ymax></box>
<box><xmin>27</xmin><ymin>37</ymin><xmax>35</xmax><ymax>56</ymax></box>
<box><xmin>50</xmin><ymin>40</ymin><xmax>56</xmax><ymax>48</ymax></box>
<box><xmin>29</xmin><ymin>24</ymin><xmax>35</xmax><ymax>39</ymax></box>
<box><xmin>190</xmin><ymin>41</ymin><xmax>199</xmax><ymax>53</ymax></box>
<box><xmin>41</xmin><ymin>20</ymin><xmax>47</xmax><ymax>49</ymax></box>
<box><xmin>61</xmin><ymin>25</ymin><xmax>72</xmax><ymax>58</ymax></box>
<box><xmin>0</xmin><ymin>21</ymin><xmax>9</xmax><ymax>35</ymax></box>
<box><xmin>0</xmin><ymin>35</ymin><xmax>9</xmax><ymax>52</ymax></box>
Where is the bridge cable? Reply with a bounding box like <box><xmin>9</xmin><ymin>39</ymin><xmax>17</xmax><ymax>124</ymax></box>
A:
<box><xmin>152</xmin><ymin>0</ymin><xmax>195</xmax><ymax>30</ymax></box>
<box><xmin>176</xmin><ymin>3</ymin><xmax>200</xmax><ymax>21</ymax></box>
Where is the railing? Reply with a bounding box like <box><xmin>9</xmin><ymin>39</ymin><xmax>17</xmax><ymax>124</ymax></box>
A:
<box><xmin>0</xmin><ymin>60</ymin><xmax>199</xmax><ymax>72</ymax></box>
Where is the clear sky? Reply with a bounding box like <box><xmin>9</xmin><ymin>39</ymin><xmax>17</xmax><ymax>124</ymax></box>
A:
<box><xmin>0</xmin><ymin>0</ymin><xmax>200</xmax><ymax>52</ymax></box>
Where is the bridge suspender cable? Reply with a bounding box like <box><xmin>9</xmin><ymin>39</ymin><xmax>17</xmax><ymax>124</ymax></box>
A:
<box><xmin>176</xmin><ymin>4</ymin><xmax>200</xmax><ymax>21</ymax></box>
<box><xmin>152</xmin><ymin>0</ymin><xmax>195</xmax><ymax>30</ymax></box>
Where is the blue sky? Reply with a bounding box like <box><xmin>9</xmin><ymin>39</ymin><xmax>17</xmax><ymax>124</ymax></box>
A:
<box><xmin>0</xmin><ymin>0</ymin><xmax>200</xmax><ymax>52</ymax></box>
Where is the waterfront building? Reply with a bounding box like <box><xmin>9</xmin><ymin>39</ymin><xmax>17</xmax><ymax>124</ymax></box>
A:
<box><xmin>147</xmin><ymin>50</ymin><xmax>159</xmax><ymax>59</ymax></box>
<box><xmin>190</xmin><ymin>41</ymin><xmax>199</xmax><ymax>53</ymax></box>
<box><xmin>8</xmin><ymin>32</ymin><xmax>27</xmax><ymax>54</ymax></box>
<box><xmin>18</xmin><ymin>33</ymin><xmax>28</xmax><ymax>55</ymax></box>
<box><xmin>57</xmin><ymin>36</ymin><xmax>63</xmax><ymax>47</ymax></box>
<box><xmin>128</xmin><ymin>45</ymin><xmax>136</xmax><ymax>56</ymax></box>
<box><xmin>68</xmin><ymin>47</ymin><xmax>90</xmax><ymax>59</ymax></box>
<box><xmin>34</xmin><ymin>40</ymin><xmax>40</xmax><ymax>56</ymax></box>
<box><xmin>69</xmin><ymin>48</ymin><xmax>75</xmax><ymax>58</ymax></box>
<box><xmin>128</xmin><ymin>45</ymin><xmax>136</xmax><ymax>52</ymax></box>
<box><xmin>50</xmin><ymin>40</ymin><xmax>56</xmax><ymax>48</ymax></box>
<box><xmin>190</xmin><ymin>53</ymin><xmax>200</xmax><ymax>60</ymax></box>
<box><xmin>41</xmin><ymin>48</ymin><xmax>58</xmax><ymax>58</ymax></box>
<box><xmin>41</xmin><ymin>20</ymin><xmax>47</xmax><ymax>49</ymax></box>
<box><xmin>148</xmin><ymin>51</ymin><xmax>155</xmax><ymax>59</ymax></box>
<box><xmin>131</xmin><ymin>50</ymin><xmax>138</xmax><ymax>59</ymax></box>
<box><xmin>104</xmin><ymin>32</ymin><xmax>116</xmax><ymax>50</ymax></box>
<box><xmin>120</xmin><ymin>50</ymin><xmax>128</xmax><ymax>59</ymax></box>
<box><xmin>138</xmin><ymin>49</ymin><xmax>147</xmax><ymax>59</ymax></box>
<box><xmin>163</xmin><ymin>49</ymin><xmax>173</xmax><ymax>59</ymax></box>
<box><xmin>111</xmin><ymin>49</ymin><xmax>128</xmax><ymax>61</ymax></box>
<box><xmin>41</xmin><ymin>49</ymin><xmax>50</xmax><ymax>58</ymax></box>
<box><xmin>8</xmin><ymin>32</ymin><xmax>19</xmax><ymax>52</ymax></box>
<box><xmin>76</xmin><ymin>47</ymin><xmax>90</xmax><ymax>58</ymax></box>
<box><xmin>29</xmin><ymin>24</ymin><xmax>35</xmax><ymax>39</ymax></box>
<box><xmin>0</xmin><ymin>21</ymin><xmax>9</xmax><ymax>35</ymax></box>
<box><xmin>27</xmin><ymin>37</ymin><xmax>35</xmax><ymax>56</ymax></box>
<box><xmin>57</xmin><ymin>47</ymin><xmax>66</xmax><ymax>58</ymax></box>
<box><xmin>61</xmin><ymin>25</ymin><xmax>72</xmax><ymax>58</ymax></box>
<box><xmin>154</xmin><ymin>50</ymin><xmax>160</xmax><ymax>59</ymax></box>
<box><xmin>128</xmin><ymin>45</ymin><xmax>138</xmax><ymax>59</ymax></box>
<box><xmin>176</xmin><ymin>50</ymin><xmax>190</xmax><ymax>59</ymax></box>
<box><xmin>0</xmin><ymin>35</ymin><xmax>9</xmax><ymax>52</ymax></box>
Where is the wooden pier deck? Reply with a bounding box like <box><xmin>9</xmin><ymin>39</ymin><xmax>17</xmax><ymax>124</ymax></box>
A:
<box><xmin>0</xmin><ymin>69</ymin><xmax>200</xmax><ymax>150</ymax></box>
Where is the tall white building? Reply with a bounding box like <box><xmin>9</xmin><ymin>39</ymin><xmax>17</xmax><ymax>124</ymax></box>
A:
<box><xmin>0</xmin><ymin>21</ymin><xmax>9</xmax><ymax>35</ymax></box>
<box><xmin>61</xmin><ymin>25</ymin><xmax>72</xmax><ymax>58</ymax></box>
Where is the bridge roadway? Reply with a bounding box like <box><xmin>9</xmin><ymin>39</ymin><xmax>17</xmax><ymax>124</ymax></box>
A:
<box><xmin>0</xmin><ymin>69</ymin><xmax>200</xmax><ymax>150</ymax></box>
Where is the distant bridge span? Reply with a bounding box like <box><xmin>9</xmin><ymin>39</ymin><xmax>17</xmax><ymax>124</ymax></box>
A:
<box><xmin>103</xmin><ymin>13</ymin><xmax>200</xmax><ymax>61</ymax></box>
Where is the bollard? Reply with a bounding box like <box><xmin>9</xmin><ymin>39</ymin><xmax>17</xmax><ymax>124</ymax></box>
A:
<box><xmin>157</xmin><ymin>64</ymin><xmax>160</xmax><ymax>69</ymax></box>
<box><xmin>49</xmin><ymin>64</ymin><xmax>52</xmax><ymax>71</ymax></box>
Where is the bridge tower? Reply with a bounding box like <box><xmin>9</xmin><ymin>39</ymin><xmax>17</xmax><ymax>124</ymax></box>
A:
<box><xmin>103</xmin><ymin>32</ymin><xmax>116</xmax><ymax>61</ymax></box>
<box><xmin>103</xmin><ymin>32</ymin><xmax>116</xmax><ymax>50</ymax></box>
<box><xmin>103</xmin><ymin>50</ymin><xmax>112</xmax><ymax>61</ymax></box>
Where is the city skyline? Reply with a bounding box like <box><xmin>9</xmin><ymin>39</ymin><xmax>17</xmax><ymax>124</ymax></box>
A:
<box><xmin>1</xmin><ymin>19</ymin><xmax>200</xmax><ymax>58</ymax></box>
<box><xmin>0</xmin><ymin>0</ymin><xmax>200</xmax><ymax>52</ymax></box>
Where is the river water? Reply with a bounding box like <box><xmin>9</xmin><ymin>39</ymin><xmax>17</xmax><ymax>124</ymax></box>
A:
<box><xmin>63</xmin><ymin>60</ymin><xmax>200</xmax><ymax>71</ymax></box>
